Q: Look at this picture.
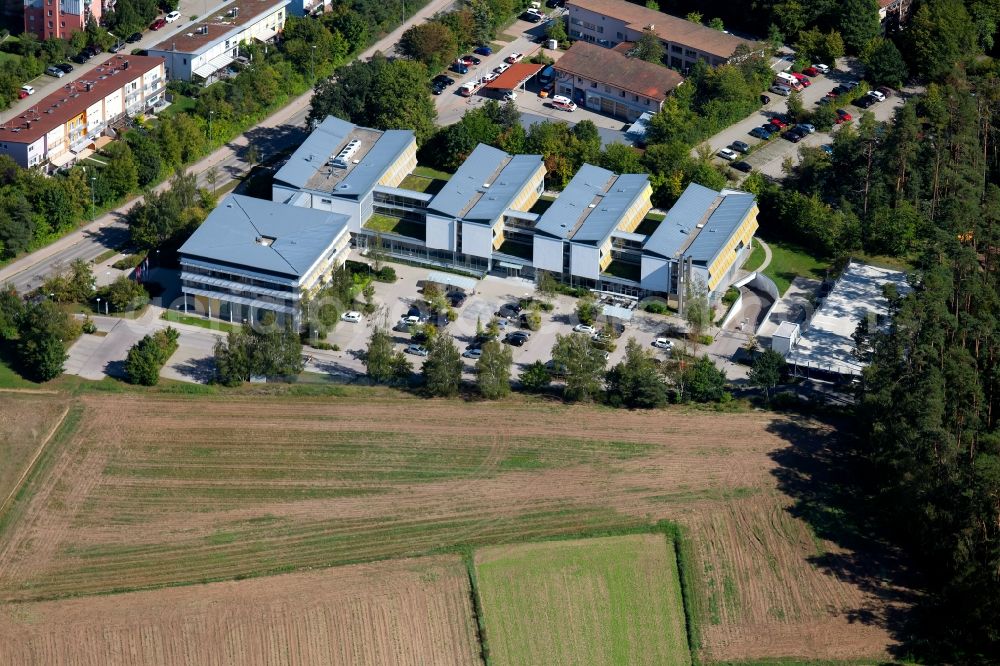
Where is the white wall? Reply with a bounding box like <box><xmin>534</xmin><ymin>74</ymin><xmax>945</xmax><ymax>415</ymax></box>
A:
<box><xmin>569</xmin><ymin>243</ymin><xmax>600</xmax><ymax>280</ymax></box>
<box><xmin>461</xmin><ymin>221</ymin><xmax>494</xmax><ymax>259</ymax></box>
<box><xmin>426</xmin><ymin>214</ymin><xmax>456</xmax><ymax>251</ymax></box>
<box><xmin>640</xmin><ymin>255</ymin><xmax>671</xmax><ymax>292</ymax></box>
<box><xmin>532</xmin><ymin>235</ymin><xmax>563</xmax><ymax>272</ymax></box>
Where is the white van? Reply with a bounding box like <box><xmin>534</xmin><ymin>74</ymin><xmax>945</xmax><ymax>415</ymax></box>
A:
<box><xmin>774</xmin><ymin>71</ymin><xmax>802</xmax><ymax>90</ymax></box>
<box><xmin>551</xmin><ymin>95</ymin><xmax>576</xmax><ymax>111</ymax></box>
<box><xmin>459</xmin><ymin>81</ymin><xmax>478</xmax><ymax>97</ymax></box>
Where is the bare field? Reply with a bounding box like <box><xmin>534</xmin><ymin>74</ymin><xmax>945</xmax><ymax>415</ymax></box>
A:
<box><xmin>0</xmin><ymin>393</ymin><xmax>67</xmax><ymax>509</ymax></box>
<box><xmin>0</xmin><ymin>391</ymin><xmax>907</xmax><ymax>663</ymax></box>
<box><xmin>476</xmin><ymin>534</ymin><xmax>689</xmax><ymax>666</ymax></box>
<box><xmin>0</xmin><ymin>554</ymin><xmax>480</xmax><ymax>666</ymax></box>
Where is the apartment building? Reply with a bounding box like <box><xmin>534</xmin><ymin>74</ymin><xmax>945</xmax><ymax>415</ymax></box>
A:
<box><xmin>178</xmin><ymin>194</ymin><xmax>352</xmax><ymax>328</ymax></box>
<box><xmin>271</xmin><ymin>115</ymin><xmax>418</xmax><ymax>232</ymax></box>
<box><xmin>0</xmin><ymin>54</ymin><xmax>166</xmax><ymax>169</ymax></box>
<box><xmin>147</xmin><ymin>0</ymin><xmax>289</xmax><ymax>82</ymax></box>
<box><xmin>553</xmin><ymin>41</ymin><xmax>683</xmax><ymax>121</ymax></box>
<box><xmin>24</xmin><ymin>0</ymin><xmax>102</xmax><ymax>40</ymax></box>
<box><xmin>566</xmin><ymin>0</ymin><xmax>760</xmax><ymax>71</ymax></box>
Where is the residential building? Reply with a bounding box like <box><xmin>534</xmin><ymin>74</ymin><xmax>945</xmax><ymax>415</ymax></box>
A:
<box><xmin>286</xmin><ymin>0</ymin><xmax>329</xmax><ymax>16</ymax></box>
<box><xmin>273</xmin><ymin>117</ymin><xmax>757</xmax><ymax>302</ymax></box>
<box><xmin>553</xmin><ymin>41</ymin><xmax>683</xmax><ymax>121</ymax></box>
<box><xmin>878</xmin><ymin>0</ymin><xmax>912</xmax><ymax>31</ymax></box>
<box><xmin>147</xmin><ymin>0</ymin><xmax>289</xmax><ymax>82</ymax></box>
<box><xmin>566</xmin><ymin>0</ymin><xmax>760</xmax><ymax>71</ymax></box>
<box><xmin>24</xmin><ymin>0</ymin><xmax>102</xmax><ymax>40</ymax></box>
<box><xmin>0</xmin><ymin>54</ymin><xmax>166</xmax><ymax>169</ymax></box>
<box><xmin>423</xmin><ymin>144</ymin><xmax>546</xmax><ymax>262</ymax></box>
<box><xmin>178</xmin><ymin>194</ymin><xmax>352</xmax><ymax>327</ymax></box>
<box><xmin>642</xmin><ymin>183</ymin><xmax>759</xmax><ymax>301</ymax></box>
<box><xmin>271</xmin><ymin>115</ymin><xmax>418</xmax><ymax>232</ymax></box>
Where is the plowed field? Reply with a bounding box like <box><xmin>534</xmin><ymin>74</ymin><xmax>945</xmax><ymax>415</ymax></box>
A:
<box><xmin>0</xmin><ymin>554</ymin><xmax>479</xmax><ymax>665</ymax></box>
<box><xmin>0</xmin><ymin>393</ymin><xmax>67</xmax><ymax>508</ymax></box>
<box><xmin>0</xmin><ymin>391</ymin><xmax>906</xmax><ymax>663</ymax></box>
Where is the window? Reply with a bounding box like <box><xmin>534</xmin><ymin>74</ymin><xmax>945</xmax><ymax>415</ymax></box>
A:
<box><xmin>617</xmin><ymin>31</ymin><xmax>623</xmax><ymax>39</ymax></box>
<box><xmin>671</xmin><ymin>45</ymin><xmax>682</xmax><ymax>53</ymax></box>
<box><xmin>183</xmin><ymin>58</ymin><xmax>187</xmax><ymax>65</ymax></box>
<box><xmin>604</xmin><ymin>86</ymin><xmax>610</xmax><ymax>93</ymax></box>
<box><xmin>619</xmin><ymin>91</ymin><xmax>625</xmax><ymax>97</ymax></box>
<box><xmin>591</xmin><ymin>82</ymin><xmax>596</xmax><ymax>88</ymax></box>
<box><xmin>685</xmin><ymin>49</ymin><xmax>696</xmax><ymax>57</ymax></box>
<box><xmin>596</xmin><ymin>26</ymin><xmax>603</xmax><ymax>33</ymax></box>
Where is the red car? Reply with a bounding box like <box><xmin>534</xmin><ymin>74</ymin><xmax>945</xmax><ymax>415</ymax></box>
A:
<box><xmin>150</xmin><ymin>17</ymin><xmax>167</xmax><ymax>30</ymax></box>
<box><xmin>769</xmin><ymin>117</ymin><xmax>788</xmax><ymax>128</ymax></box>
<box><xmin>791</xmin><ymin>72</ymin><xmax>811</xmax><ymax>87</ymax></box>
<box><xmin>835</xmin><ymin>108</ymin><xmax>852</xmax><ymax>123</ymax></box>
<box><xmin>17</xmin><ymin>90</ymin><xmax>28</xmax><ymax>99</ymax></box>
<box><xmin>802</xmin><ymin>66</ymin><xmax>819</xmax><ymax>77</ymax></box>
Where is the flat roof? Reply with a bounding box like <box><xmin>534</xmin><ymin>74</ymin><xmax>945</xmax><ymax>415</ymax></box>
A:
<box><xmin>178</xmin><ymin>194</ymin><xmax>349</xmax><ymax>279</ymax></box>
<box><xmin>150</xmin><ymin>0</ymin><xmax>289</xmax><ymax>55</ymax></box>
<box><xmin>484</xmin><ymin>62</ymin><xmax>543</xmax><ymax>90</ymax></box>
<box><xmin>554</xmin><ymin>42</ymin><xmax>684</xmax><ymax>102</ymax></box>
<box><xmin>428</xmin><ymin>144</ymin><xmax>542</xmax><ymax>222</ymax></box>
<box><xmin>272</xmin><ymin>115</ymin><xmax>415</xmax><ymax>199</ymax></box>
<box><xmin>425</xmin><ymin>271</ymin><xmax>477</xmax><ymax>292</ymax></box>
<box><xmin>787</xmin><ymin>262</ymin><xmax>910</xmax><ymax>375</ymax></box>
<box><xmin>568</xmin><ymin>0</ymin><xmax>759</xmax><ymax>59</ymax></box>
<box><xmin>535</xmin><ymin>164</ymin><xmax>617</xmax><ymax>239</ymax></box>
<box><xmin>0</xmin><ymin>55</ymin><xmax>164</xmax><ymax>145</ymax></box>
<box><xmin>774</xmin><ymin>321</ymin><xmax>799</xmax><ymax>339</ymax></box>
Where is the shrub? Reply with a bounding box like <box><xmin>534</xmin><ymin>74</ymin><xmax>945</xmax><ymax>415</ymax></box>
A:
<box><xmin>81</xmin><ymin>316</ymin><xmax>97</xmax><ymax>334</ymax></box>
<box><xmin>643</xmin><ymin>301</ymin><xmax>670</xmax><ymax>314</ymax></box>
<box><xmin>112</xmin><ymin>254</ymin><xmax>146</xmax><ymax>270</ymax></box>
<box><xmin>375</xmin><ymin>266</ymin><xmax>397</xmax><ymax>282</ymax></box>
<box><xmin>124</xmin><ymin>327</ymin><xmax>179</xmax><ymax>386</ymax></box>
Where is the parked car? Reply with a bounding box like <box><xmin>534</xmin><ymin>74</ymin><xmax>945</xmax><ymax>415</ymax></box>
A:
<box><xmin>732</xmin><ymin>161</ymin><xmax>753</xmax><ymax>173</ymax></box>
<box><xmin>868</xmin><ymin>89</ymin><xmax>886</xmax><ymax>102</ymax></box>
<box><xmin>505</xmin><ymin>52</ymin><xmax>524</xmax><ymax>64</ymax></box>
<box><xmin>759</xmin><ymin>94</ymin><xmax>771</xmax><ymax>105</ymax></box>
<box><xmin>462</xmin><ymin>348</ymin><xmax>483</xmax><ymax>359</ymax></box>
<box><xmin>812</xmin><ymin>63</ymin><xmax>830</xmax><ymax>73</ymax></box>
<box><xmin>820</xmin><ymin>144</ymin><xmax>834</xmax><ymax>155</ymax></box>
<box><xmin>520</xmin><ymin>10</ymin><xmax>542</xmax><ymax>21</ymax></box>
<box><xmin>432</xmin><ymin>83</ymin><xmax>445</xmax><ymax>95</ymax></box>
<box><xmin>550</xmin><ymin>95</ymin><xmax>576</xmax><ymax>111</ymax></box>
<box><xmin>854</xmin><ymin>94</ymin><xmax>877</xmax><ymax>109</ymax></box>
<box><xmin>464</xmin><ymin>54</ymin><xmax>481</xmax><ymax>65</ymax></box>
<box><xmin>769</xmin><ymin>84</ymin><xmax>791</xmax><ymax>96</ymax></box>
<box><xmin>56</xmin><ymin>62</ymin><xmax>74</xmax><ymax>73</ymax></box>
<box><xmin>109</xmin><ymin>41</ymin><xmax>126</xmax><ymax>53</ymax></box>
<box><xmin>165</xmin><ymin>10</ymin><xmax>181</xmax><ymax>22</ymax></box>
<box><xmin>46</xmin><ymin>65</ymin><xmax>64</xmax><ymax>77</ymax></box>
<box><xmin>843</xmin><ymin>79</ymin><xmax>860</xmax><ymax>90</ymax></box>
<box><xmin>503</xmin><ymin>331</ymin><xmax>530</xmax><ymax>346</ymax></box>
<box><xmin>451</xmin><ymin>61</ymin><xmax>468</xmax><ymax>74</ymax></box>
<box><xmin>768</xmin><ymin>117</ymin><xmax>788</xmax><ymax>128</ymax></box>
<box><xmin>405</xmin><ymin>344</ymin><xmax>429</xmax><ymax>357</ymax></box>
<box><xmin>150</xmin><ymin>17</ymin><xmax>167</xmax><ymax>29</ymax></box>
<box><xmin>749</xmin><ymin>126</ymin><xmax>773</xmax><ymax>140</ymax></box>
<box><xmin>653</xmin><ymin>337</ymin><xmax>674</xmax><ymax>350</ymax></box>
<box><xmin>802</xmin><ymin>66</ymin><xmax>819</xmax><ymax>77</ymax></box>
<box><xmin>835</xmin><ymin>108</ymin><xmax>852</xmax><ymax>123</ymax></box>
<box><xmin>791</xmin><ymin>72</ymin><xmax>811</xmax><ymax>87</ymax></box>
<box><xmin>493</xmin><ymin>63</ymin><xmax>510</xmax><ymax>75</ymax></box>
<box><xmin>573</xmin><ymin>324</ymin><xmax>596</xmax><ymax>334</ymax></box>
<box><xmin>783</xmin><ymin>128</ymin><xmax>805</xmax><ymax>142</ymax></box>
<box><xmin>730</xmin><ymin>140</ymin><xmax>750</xmax><ymax>153</ymax></box>
<box><xmin>447</xmin><ymin>291</ymin><xmax>467</xmax><ymax>307</ymax></box>
<box><xmin>717</xmin><ymin>147</ymin><xmax>739</xmax><ymax>161</ymax></box>
<box><xmin>17</xmin><ymin>90</ymin><xmax>28</xmax><ymax>99</ymax></box>
<box><xmin>71</xmin><ymin>52</ymin><xmax>90</xmax><ymax>64</ymax></box>
<box><xmin>503</xmin><ymin>90</ymin><xmax>517</xmax><ymax>101</ymax></box>
<box><xmin>127</xmin><ymin>31</ymin><xmax>143</xmax><ymax>43</ymax></box>
<box><xmin>796</xmin><ymin>123</ymin><xmax>816</xmax><ymax>134</ymax></box>
<box><xmin>474</xmin><ymin>45</ymin><xmax>493</xmax><ymax>55</ymax></box>
<box><xmin>20</xmin><ymin>85</ymin><xmax>34</xmax><ymax>96</ymax></box>
<box><xmin>875</xmin><ymin>86</ymin><xmax>893</xmax><ymax>98</ymax></box>
<box><xmin>341</xmin><ymin>311</ymin><xmax>362</xmax><ymax>323</ymax></box>
<box><xmin>496</xmin><ymin>303</ymin><xmax>522</xmax><ymax>318</ymax></box>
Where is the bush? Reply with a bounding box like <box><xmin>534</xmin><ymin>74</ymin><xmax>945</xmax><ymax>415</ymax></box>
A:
<box><xmin>81</xmin><ymin>316</ymin><xmax>97</xmax><ymax>334</ymax></box>
<box><xmin>643</xmin><ymin>301</ymin><xmax>671</xmax><ymax>314</ymax></box>
<box><xmin>125</xmin><ymin>327</ymin><xmax>179</xmax><ymax>386</ymax></box>
<box><xmin>112</xmin><ymin>254</ymin><xmax>146</xmax><ymax>270</ymax></box>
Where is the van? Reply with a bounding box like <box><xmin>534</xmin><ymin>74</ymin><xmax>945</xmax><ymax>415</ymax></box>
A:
<box><xmin>775</xmin><ymin>71</ymin><xmax>802</xmax><ymax>90</ymax></box>
<box><xmin>538</xmin><ymin>65</ymin><xmax>554</xmax><ymax>86</ymax></box>
<box><xmin>459</xmin><ymin>82</ymin><xmax>477</xmax><ymax>97</ymax></box>
<box><xmin>551</xmin><ymin>95</ymin><xmax>576</xmax><ymax>111</ymax></box>
<box><xmin>769</xmin><ymin>84</ymin><xmax>791</xmax><ymax>96</ymax></box>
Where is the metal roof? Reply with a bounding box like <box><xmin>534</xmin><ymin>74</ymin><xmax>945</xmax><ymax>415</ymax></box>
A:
<box><xmin>273</xmin><ymin>116</ymin><xmax>355</xmax><ymax>189</ymax></box>
<box><xmin>684</xmin><ymin>191</ymin><xmax>756</xmax><ymax>266</ymax></box>
<box><xmin>483</xmin><ymin>63</ymin><xmax>543</xmax><ymax>90</ymax></box>
<box><xmin>428</xmin><ymin>144</ymin><xmax>542</xmax><ymax>223</ymax></box>
<box><xmin>572</xmin><ymin>173</ymin><xmax>650</xmax><ymax>245</ymax></box>
<box><xmin>338</xmin><ymin>129</ymin><xmax>414</xmax><ymax>199</ymax></box>
<box><xmin>642</xmin><ymin>183</ymin><xmax>719</xmax><ymax>258</ymax></box>
<box><xmin>425</xmin><ymin>271</ymin><xmax>477</xmax><ymax>292</ymax></box>
<box><xmin>535</xmin><ymin>164</ymin><xmax>616</xmax><ymax>239</ymax></box>
<box><xmin>177</xmin><ymin>194</ymin><xmax>349</xmax><ymax>280</ymax></box>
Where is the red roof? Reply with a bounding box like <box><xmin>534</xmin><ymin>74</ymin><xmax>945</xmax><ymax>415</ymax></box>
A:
<box><xmin>484</xmin><ymin>63</ymin><xmax>543</xmax><ymax>90</ymax></box>
<box><xmin>0</xmin><ymin>54</ymin><xmax>165</xmax><ymax>145</ymax></box>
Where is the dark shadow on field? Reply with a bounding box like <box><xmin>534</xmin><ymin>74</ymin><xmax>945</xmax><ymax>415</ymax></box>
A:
<box><xmin>766</xmin><ymin>418</ymin><xmax>922</xmax><ymax>660</ymax></box>
<box><xmin>172</xmin><ymin>356</ymin><xmax>216</xmax><ymax>383</ymax></box>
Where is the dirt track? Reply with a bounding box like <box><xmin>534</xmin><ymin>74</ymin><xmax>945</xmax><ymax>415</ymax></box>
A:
<box><xmin>0</xmin><ymin>392</ymin><xmax>906</xmax><ymax>662</ymax></box>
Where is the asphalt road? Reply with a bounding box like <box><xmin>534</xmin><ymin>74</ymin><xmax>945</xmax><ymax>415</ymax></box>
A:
<box><xmin>0</xmin><ymin>0</ymin><xmax>458</xmax><ymax>294</ymax></box>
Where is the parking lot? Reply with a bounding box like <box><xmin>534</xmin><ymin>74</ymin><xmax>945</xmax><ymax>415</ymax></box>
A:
<box><xmin>703</xmin><ymin>57</ymin><xmax>912</xmax><ymax>179</ymax></box>
<box><xmin>320</xmin><ymin>261</ymin><xmax>685</xmax><ymax>383</ymax></box>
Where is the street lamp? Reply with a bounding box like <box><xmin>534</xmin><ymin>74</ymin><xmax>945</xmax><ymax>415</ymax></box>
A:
<box><xmin>96</xmin><ymin>297</ymin><xmax>101</xmax><ymax>315</ymax></box>
<box><xmin>310</xmin><ymin>45</ymin><xmax>317</xmax><ymax>83</ymax></box>
<box><xmin>207</xmin><ymin>110</ymin><xmax>214</xmax><ymax>141</ymax></box>
<box><xmin>90</xmin><ymin>175</ymin><xmax>96</xmax><ymax>222</ymax></box>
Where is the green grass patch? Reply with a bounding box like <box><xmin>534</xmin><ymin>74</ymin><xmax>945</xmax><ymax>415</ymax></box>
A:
<box><xmin>528</xmin><ymin>195</ymin><xmax>555</xmax><ymax>215</ymax></box>
<box><xmin>92</xmin><ymin>248</ymin><xmax>119</xmax><ymax>264</ymax></box>
<box><xmin>399</xmin><ymin>174</ymin><xmax>446</xmax><ymax>194</ymax></box>
<box><xmin>0</xmin><ymin>353</ymin><xmax>39</xmax><ymax>389</ymax></box>
<box><xmin>363</xmin><ymin>214</ymin><xmax>426</xmax><ymax>241</ymax></box>
<box><xmin>475</xmin><ymin>533</ymin><xmax>690</xmax><ymax>666</ymax></box>
<box><xmin>161</xmin><ymin>310</ymin><xmax>240</xmax><ymax>334</ymax></box>
<box><xmin>740</xmin><ymin>238</ymin><xmax>767</xmax><ymax>273</ymax></box>
<box><xmin>157</xmin><ymin>94</ymin><xmax>197</xmax><ymax>119</ymax></box>
<box><xmin>634</xmin><ymin>213</ymin><xmax>664</xmax><ymax>235</ymax></box>
<box><xmin>413</xmin><ymin>165</ymin><xmax>452</xmax><ymax>180</ymax></box>
<box><xmin>494</xmin><ymin>32</ymin><xmax>518</xmax><ymax>42</ymax></box>
<box><xmin>602</xmin><ymin>260</ymin><xmax>641</xmax><ymax>282</ymax></box>
<box><xmin>761</xmin><ymin>239</ymin><xmax>829</xmax><ymax>296</ymax></box>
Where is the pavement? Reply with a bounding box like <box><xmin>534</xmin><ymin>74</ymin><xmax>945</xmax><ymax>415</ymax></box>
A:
<box><xmin>0</xmin><ymin>0</ymin><xmax>459</xmax><ymax>295</ymax></box>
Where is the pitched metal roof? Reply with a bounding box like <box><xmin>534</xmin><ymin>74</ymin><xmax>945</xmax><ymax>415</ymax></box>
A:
<box><xmin>427</xmin><ymin>144</ymin><xmax>542</xmax><ymax>222</ymax></box>
<box><xmin>483</xmin><ymin>62</ymin><xmax>543</xmax><ymax>90</ymax></box>
<box><xmin>178</xmin><ymin>194</ymin><xmax>349</xmax><ymax>279</ymax></box>
<box><xmin>273</xmin><ymin>116</ymin><xmax>355</xmax><ymax>189</ymax></box>
<box><xmin>684</xmin><ymin>191</ymin><xmax>756</xmax><ymax>266</ymax></box>
<box><xmin>535</xmin><ymin>164</ymin><xmax>616</xmax><ymax>239</ymax></box>
<box><xmin>642</xmin><ymin>183</ymin><xmax>719</xmax><ymax>258</ymax></box>
<box><xmin>572</xmin><ymin>173</ymin><xmax>650</xmax><ymax>244</ymax></box>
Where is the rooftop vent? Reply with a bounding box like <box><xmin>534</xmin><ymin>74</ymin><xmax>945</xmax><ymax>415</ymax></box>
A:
<box><xmin>256</xmin><ymin>235</ymin><xmax>276</xmax><ymax>246</ymax></box>
<box><xmin>696</xmin><ymin>223</ymin><xmax>704</xmax><ymax>229</ymax></box>
<box><xmin>588</xmin><ymin>203</ymin><xmax>596</xmax><ymax>208</ymax></box>
<box><xmin>331</xmin><ymin>138</ymin><xmax>361</xmax><ymax>168</ymax></box>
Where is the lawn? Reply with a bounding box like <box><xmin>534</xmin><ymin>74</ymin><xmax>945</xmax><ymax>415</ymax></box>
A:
<box><xmin>761</xmin><ymin>239</ymin><xmax>830</xmax><ymax>295</ymax></box>
<box><xmin>412</xmin><ymin>165</ymin><xmax>452</xmax><ymax>180</ymax></box>
<box><xmin>475</xmin><ymin>534</ymin><xmax>690</xmax><ymax>666</ymax></box>
<box><xmin>602</xmin><ymin>260</ymin><xmax>641</xmax><ymax>282</ymax></box>
<box><xmin>161</xmin><ymin>310</ymin><xmax>240</xmax><ymax>333</ymax></box>
<box><xmin>399</xmin><ymin>173</ymin><xmax>446</xmax><ymax>195</ymax></box>
<box><xmin>363</xmin><ymin>214</ymin><xmax>426</xmax><ymax>240</ymax></box>
<box><xmin>634</xmin><ymin>212</ymin><xmax>665</xmax><ymax>236</ymax></box>
<box><xmin>741</xmin><ymin>238</ymin><xmax>767</xmax><ymax>273</ymax></box>
<box><xmin>0</xmin><ymin>353</ymin><xmax>38</xmax><ymax>390</ymax></box>
<box><xmin>157</xmin><ymin>93</ymin><xmax>197</xmax><ymax>119</ymax></box>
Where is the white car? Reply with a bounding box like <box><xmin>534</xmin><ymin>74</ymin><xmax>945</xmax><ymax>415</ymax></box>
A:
<box><xmin>503</xmin><ymin>91</ymin><xmax>517</xmax><ymax>101</ymax></box>
<box><xmin>504</xmin><ymin>52</ymin><xmax>524</xmax><ymax>64</ymax></box>
<box><xmin>400</xmin><ymin>315</ymin><xmax>421</xmax><ymax>326</ymax></box>
<box><xmin>868</xmin><ymin>90</ymin><xmax>886</xmax><ymax>102</ymax></box>
<box><xmin>653</xmin><ymin>337</ymin><xmax>674</xmax><ymax>350</ymax></box>
<box><xmin>812</xmin><ymin>63</ymin><xmax>830</xmax><ymax>74</ymax></box>
<box><xmin>493</xmin><ymin>63</ymin><xmax>510</xmax><ymax>75</ymax></box>
<box><xmin>405</xmin><ymin>344</ymin><xmax>429</xmax><ymax>357</ymax></box>
<box><xmin>462</xmin><ymin>348</ymin><xmax>483</xmax><ymax>359</ymax></box>
<box><xmin>20</xmin><ymin>85</ymin><xmax>34</xmax><ymax>96</ymax></box>
<box><xmin>341</xmin><ymin>311</ymin><xmax>362</xmax><ymax>323</ymax></box>
<box><xmin>717</xmin><ymin>148</ymin><xmax>739</xmax><ymax>161</ymax></box>
<box><xmin>165</xmin><ymin>10</ymin><xmax>181</xmax><ymax>22</ymax></box>
<box><xmin>573</xmin><ymin>324</ymin><xmax>596</xmax><ymax>334</ymax></box>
